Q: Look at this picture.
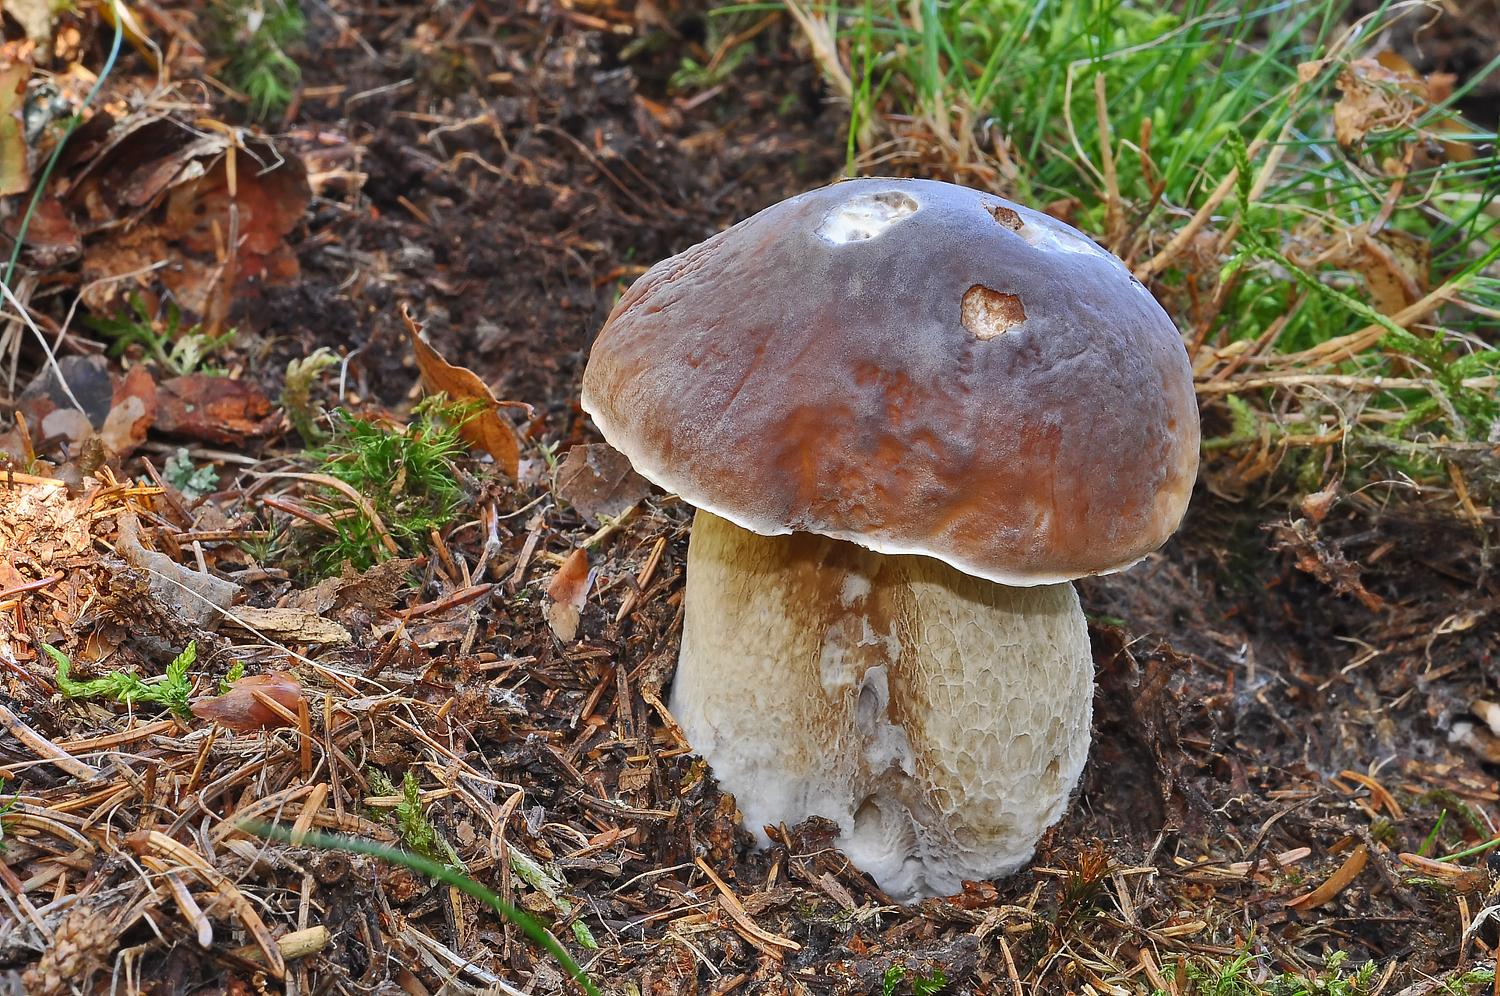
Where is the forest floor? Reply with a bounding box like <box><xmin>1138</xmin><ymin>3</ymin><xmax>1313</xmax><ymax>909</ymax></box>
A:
<box><xmin>1</xmin><ymin>1</ymin><xmax>1499</xmax><ymax>995</ymax></box>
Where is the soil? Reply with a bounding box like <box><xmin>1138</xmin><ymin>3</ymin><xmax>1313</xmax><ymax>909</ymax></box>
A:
<box><xmin>1</xmin><ymin>0</ymin><xmax>1500</xmax><ymax>995</ymax></box>
<box><xmin>259</xmin><ymin>0</ymin><xmax>843</xmax><ymax>422</ymax></box>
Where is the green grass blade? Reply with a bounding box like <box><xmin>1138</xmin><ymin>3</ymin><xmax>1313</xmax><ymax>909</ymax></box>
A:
<box><xmin>242</xmin><ymin>822</ymin><xmax>602</xmax><ymax>996</ymax></box>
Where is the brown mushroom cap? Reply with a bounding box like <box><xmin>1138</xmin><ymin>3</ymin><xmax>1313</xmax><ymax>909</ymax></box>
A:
<box><xmin>581</xmin><ymin>179</ymin><xmax>1199</xmax><ymax>585</ymax></box>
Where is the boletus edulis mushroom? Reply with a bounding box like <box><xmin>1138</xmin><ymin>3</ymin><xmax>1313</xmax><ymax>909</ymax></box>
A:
<box><xmin>580</xmin><ymin>178</ymin><xmax>1199</xmax><ymax>900</ymax></box>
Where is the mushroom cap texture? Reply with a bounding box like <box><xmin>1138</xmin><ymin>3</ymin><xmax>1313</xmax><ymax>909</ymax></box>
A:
<box><xmin>581</xmin><ymin>178</ymin><xmax>1199</xmax><ymax>585</ymax></box>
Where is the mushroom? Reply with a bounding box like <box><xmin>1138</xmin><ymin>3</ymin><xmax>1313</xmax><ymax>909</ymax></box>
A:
<box><xmin>580</xmin><ymin>179</ymin><xmax>1198</xmax><ymax>900</ymax></box>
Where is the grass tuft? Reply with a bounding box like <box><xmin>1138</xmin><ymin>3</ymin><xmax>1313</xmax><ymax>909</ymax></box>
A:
<box><xmin>299</xmin><ymin>396</ymin><xmax>473</xmax><ymax>575</ymax></box>
<box><xmin>210</xmin><ymin>0</ymin><xmax>306</xmax><ymax>120</ymax></box>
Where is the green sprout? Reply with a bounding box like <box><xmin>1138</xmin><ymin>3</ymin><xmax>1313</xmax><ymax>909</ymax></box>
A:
<box><xmin>210</xmin><ymin>0</ymin><xmax>305</xmax><ymax>120</ymax></box>
<box><xmin>395</xmin><ymin>769</ymin><xmax>439</xmax><ymax>856</ymax></box>
<box><xmin>281</xmin><ymin>347</ymin><xmax>339</xmax><ymax>447</ymax></box>
<box><xmin>219</xmin><ymin>660</ymin><xmax>246</xmax><ymax>695</ymax></box>
<box><xmin>882</xmin><ymin>964</ymin><xmax>949</xmax><ymax>996</ymax></box>
<box><xmin>84</xmin><ymin>293</ymin><xmax>234</xmax><ymax>377</ymax></box>
<box><xmin>45</xmin><ymin>641</ymin><xmax>197</xmax><ymax>719</ymax></box>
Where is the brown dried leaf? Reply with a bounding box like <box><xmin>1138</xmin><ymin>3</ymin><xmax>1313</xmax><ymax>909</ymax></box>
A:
<box><xmin>545</xmin><ymin>547</ymin><xmax>591</xmax><ymax>641</ymax></box>
<box><xmin>190</xmin><ymin>672</ymin><xmax>305</xmax><ymax>731</ymax></box>
<box><xmin>119</xmin><ymin>135</ymin><xmax>229</xmax><ymax>210</ymax></box>
<box><xmin>154</xmin><ymin>373</ymin><xmax>278</xmax><ymax>446</ymax></box>
<box><xmin>165</xmin><ymin>142</ymin><xmax>309</xmax><ymax>255</ymax></box>
<box><xmin>99</xmin><ymin>365</ymin><xmax>158</xmax><ymax>456</ymax></box>
<box><xmin>1285</xmin><ymin>223</ymin><xmax>1428</xmax><ymax>317</ymax></box>
<box><xmin>1299</xmin><ymin>480</ymin><xmax>1340</xmax><ymax>523</ymax></box>
<box><xmin>0</xmin><ymin>44</ymin><xmax>30</xmax><ymax>197</ymax></box>
<box><xmin>1296</xmin><ymin>59</ymin><xmax>1326</xmax><ymax>84</ymax></box>
<box><xmin>18</xmin><ymin>356</ymin><xmax>157</xmax><ymax>459</ymax></box>
<box><xmin>1333</xmin><ymin>56</ymin><xmax>1430</xmax><ymax>146</ymax></box>
<box><xmin>555</xmin><ymin>443</ymin><xmax>651</xmax><ymax>524</ymax></box>
<box><xmin>1</xmin><ymin>198</ymin><xmax>80</xmax><ymax>269</ymax></box>
<box><xmin>75</xmin><ymin>137</ymin><xmax>308</xmax><ymax>318</ymax></box>
<box><xmin>402</xmin><ymin>306</ymin><xmax>520</xmax><ymax>476</ymax></box>
<box><xmin>1362</xmin><ymin>229</ymin><xmax>1429</xmax><ymax>315</ymax></box>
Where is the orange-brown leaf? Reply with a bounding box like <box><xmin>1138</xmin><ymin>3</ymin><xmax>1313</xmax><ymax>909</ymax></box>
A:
<box><xmin>402</xmin><ymin>306</ymin><xmax>520</xmax><ymax>477</ymax></box>
<box><xmin>547</xmin><ymin>548</ymin><xmax>591</xmax><ymax>609</ymax></box>
<box><xmin>0</xmin><ymin>45</ymin><xmax>31</xmax><ymax>198</ymax></box>
<box><xmin>544</xmin><ymin>548</ymin><xmax>591</xmax><ymax>642</ymax></box>
<box><xmin>191</xmin><ymin>673</ymin><xmax>304</xmax><ymax>731</ymax></box>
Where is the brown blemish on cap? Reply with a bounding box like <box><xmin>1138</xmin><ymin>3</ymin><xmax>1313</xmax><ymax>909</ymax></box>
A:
<box><xmin>961</xmin><ymin>285</ymin><xmax>1026</xmax><ymax>339</ymax></box>
<box><xmin>989</xmin><ymin>205</ymin><xmax>1024</xmax><ymax>231</ymax></box>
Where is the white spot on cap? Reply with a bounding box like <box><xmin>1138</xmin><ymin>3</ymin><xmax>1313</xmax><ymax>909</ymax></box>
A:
<box><xmin>817</xmin><ymin>191</ymin><xmax>919</xmax><ymax>244</ymax></box>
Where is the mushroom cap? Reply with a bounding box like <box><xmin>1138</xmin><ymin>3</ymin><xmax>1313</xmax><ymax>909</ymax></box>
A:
<box><xmin>581</xmin><ymin>178</ymin><xmax>1199</xmax><ymax>585</ymax></box>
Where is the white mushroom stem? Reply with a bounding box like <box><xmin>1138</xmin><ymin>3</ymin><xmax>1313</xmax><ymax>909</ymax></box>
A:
<box><xmin>670</xmin><ymin>509</ymin><xmax>1094</xmax><ymax>901</ymax></box>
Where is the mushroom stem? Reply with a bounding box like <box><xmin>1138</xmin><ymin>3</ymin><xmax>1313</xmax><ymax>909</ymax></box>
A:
<box><xmin>671</xmin><ymin>509</ymin><xmax>1094</xmax><ymax>901</ymax></box>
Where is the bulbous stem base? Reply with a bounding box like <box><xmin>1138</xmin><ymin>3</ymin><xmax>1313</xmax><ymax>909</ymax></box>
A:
<box><xmin>669</xmin><ymin>509</ymin><xmax>1094</xmax><ymax>901</ymax></box>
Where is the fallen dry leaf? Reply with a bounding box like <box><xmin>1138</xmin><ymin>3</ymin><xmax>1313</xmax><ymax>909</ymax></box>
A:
<box><xmin>1299</xmin><ymin>479</ymin><xmax>1340</xmax><ymax>523</ymax></box>
<box><xmin>555</xmin><ymin>443</ymin><xmax>651</xmax><ymax>524</ymax></box>
<box><xmin>1286</xmin><ymin>223</ymin><xmax>1429</xmax><ymax>318</ymax></box>
<box><xmin>165</xmin><ymin>141</ymin><xmax>309</xmax><ymax>257</ymax></box>
<box><xmin>116</xmin><ymin>510</ymin><xmax>237</xmax><ymax>629</ymax></box>
<box><xmin>79</xmin><ymin>226</ymin><xmax>169</xmax><ymax>314</ymax></box>
<box><xmin>17</xmin><ymin>355</ymin><xmax>157</xmax><ymax>459</ymax></box>
<box><xmin>290</xmin><ymin>558</ymin><xmax>417</xmax><ymax>617</ymax></box>
<box><xmin>544</xmin><ymin>547</ymin><xmax>591</xmax><ymax>642</ymax></box>
<box><xmin>99</xmin><ymin>365</ymin><xmax>158</xmax><ymax>456</ymax></box>
<box><xmin>2</xmin><ymin>197</ymin><xmax>81</xmax><ymax>269</ymax></box>
<box><xmin>72</xmin><ymin>131</ymin><xmax>309</xmax><ymax>320</ymax></box>
<box><xmin>402</xmin><ymin>305</ymin><xmax>520</xmax><ymax>477</ymax></box>
<box><xmin>190</xmin><ymin>673</ymin><xmax>305</xmax><ymax>731</ymax></box>
<box><xmin>0</xmin><ymin>43</ymin><xmax>30</xmax><ymax>197</ymax></box>
<box><xmin>154</xmin><ymin>374</ymin><xmax>279</xmax><ymax>446</ymax></box>
<box><xmin>1363</xmin><ymin>229</ymin><xmax>1429</xmax><ymax>315</ymax></box>
<box><xmin>1331</xmin><ymin>52</ymin><xmax>1475</xmax><ymax>160</ymax></box>
<box><xmin>1334</xmin><ymin>57</ymin><xmax>1427</xmax><ymax>147</ymax></box>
